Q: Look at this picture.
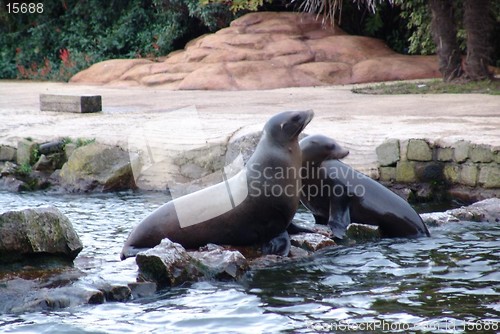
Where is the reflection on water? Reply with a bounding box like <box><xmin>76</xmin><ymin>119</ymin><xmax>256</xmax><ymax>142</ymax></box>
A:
<box><xmin>0</xmin><ymin>191</ymin><xmax>499</xmax><ymax>333</ymax></box>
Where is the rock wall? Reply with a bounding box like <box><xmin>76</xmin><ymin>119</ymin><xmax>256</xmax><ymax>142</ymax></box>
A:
<box><xmin>70</xmin><ymin>12</ymin><xmax>440</xmax><ymax>90</ymax></box>
<box><xmin>376</xmin><ymin>138</ymin><xmax>500</xmax><ymax>201</ymax></box>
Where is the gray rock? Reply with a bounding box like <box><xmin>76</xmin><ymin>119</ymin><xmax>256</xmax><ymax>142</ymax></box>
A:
<box><xmin>103</xmin><ymin>285</ymin><xmax>132</xmax><ymax>302</ymax></box>
<box><xmin>459</xmin><ymin>163</ymin><xmax>478</xmax><ymax>187</ymax></box>
<box><xmin>452</xmin><ymin>140</ymin><xmax>470</xmax><ymax>163</ymax></box>
<box><xmin>420</xmin><ymin>212</ymin><xmax>460</xmax><ymax>226</ymax></box>
<box><xmin>17</xmin><ymin>138</ymin><xmax>38</xmax><ymax>165</ymax></box>
<box><xmin>376</xmin><ymin>139</ymin><xmax>400</xmax><ymax>166</ymax></box>
<box><xmin>0</xmin><ymin>206</ymin><xmax>83</xmax><ymax>263</ymax></box>
<box><xmin>0</xmin><ymin>175</ymin><xmax>27</xmax><ymax>192</ymax></box>
<box><xmin>59</xmin><ymin>142</ymin><xmax>136</xmax><ymax>192</ymax></box>
<box><xmin>469</xmin><ymin>144</ymin><xmax>493</xmax><ymax>163</ymax></box>
<box><xmin>135</xmin><ymin>239</ymin><xmax>200</xmax><ymax>288</ymax></box>
<box><xmin>378</xmin><ymin>166</ymin><xmax>396</xmax><ymax>181</ymax></box>
<box><xmin>128</xmin><ymin>282</ymin><xmax>157</xmax><ymax>299</ymax></box>
<box><xmin>346</xmin><ymin>223</ymin><xmax>381</xmax><ymax>242</ymax></box>
<box><xmin>407</xmin><ymin>139</ymin><xmax>432</xmax><ymax>161</ymax></box>
<box><xmin>436</xmin><ymin>147</ymin><xmax>453</xmax><ymax>162</ymax></box>
<box><xmin>421</xmin><ymin>198</ymin><xmax>500</xmax><ymax>225</ymax></box>
<box><xmin>396</xmin><ymin>161</ymin><xmax>417</xmax><ymax>183</ymax></box>
<box><xmin>446</xmin><ymin>198</ymin><xmax>500</xmax><ymax>223</ymax></box>
<box><xmin>189</xmin><ymin>244</ymin><xmax>249</xmax><ymax>280</ymax></box>
<box><xmin>290</xmin><ymin>233</ymin><xmax>336</xmax><ymax>251</ymax></box>
<box><xmin>478</xmin><ymin>163</ymin><xmax>500</xmax><ymax>188</ymax></box>
<box><xmin>39</xmin><ymin>140</ymin><xmax>65</xmax><ymax>155</ymax></box>
<box><xmin>11</xmin><ymin>286</ymin><xmax>104</xmax><ymax>313</ymax></box>
<box><xmin>0</xmin><ymin>145</ymin><xmax>16</xmax><ymax>162</ymax></box>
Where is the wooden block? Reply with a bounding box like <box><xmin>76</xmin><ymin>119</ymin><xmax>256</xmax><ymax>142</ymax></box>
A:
<box><xmin>40</xmin><ymin>94</ymin><xmax>102</xmax><ymax>113</ymax></box>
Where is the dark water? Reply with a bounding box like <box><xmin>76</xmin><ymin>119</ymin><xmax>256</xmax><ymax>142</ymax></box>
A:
<box><xmin>0</xmin><ymin>191</ymin><xmax>499</xmax><ymax>333</ymax></box>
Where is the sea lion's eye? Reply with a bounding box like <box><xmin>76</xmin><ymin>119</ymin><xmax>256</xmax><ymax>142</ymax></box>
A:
<box><xmin>291</xmin><ymin>115</ymin><xmax>301</xmax><ymax>122</ymax></box>
<box><xmin>329</xmin><ymin>144</ymin><xmax>336</xmax><ymax>150</ymax></box>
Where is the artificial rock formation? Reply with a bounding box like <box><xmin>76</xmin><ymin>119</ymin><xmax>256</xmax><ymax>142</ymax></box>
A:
<box><xmin>71</xmin><ymin>12</ymin><xmax>440</xmax><ymax>90</ymax></box>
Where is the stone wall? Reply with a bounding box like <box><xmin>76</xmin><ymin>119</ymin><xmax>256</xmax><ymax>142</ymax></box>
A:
<box><xmin>376</xmin><ymin>139</ymin><xmax>499</xmax><ymax>200</ymax></box>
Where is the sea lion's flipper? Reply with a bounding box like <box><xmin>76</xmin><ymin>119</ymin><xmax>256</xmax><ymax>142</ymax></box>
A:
<box><xmin>262</xmin><ymin>230</ymin><xmax>291</xmax><ymax>256</ymax></box>
<box><xmin>120</xmin><ymin>246</ymin><xmax>150</xmax><ymax>260</ymax></box>
<box><xmin>287</xmin><ymin>222</ymin><xmax>316</xmax><ymax>234</ymax></box>
<box><xmin>327</xmin><ymin>194</ymin><xmax>351</xmax><ymax>239</ymax></box>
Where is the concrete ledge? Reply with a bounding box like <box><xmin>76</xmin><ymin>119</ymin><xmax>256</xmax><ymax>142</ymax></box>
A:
<box><xmin>40</xmin><ymin>94</ymin><xmax>102</xmax><ymax>113</ymax></box>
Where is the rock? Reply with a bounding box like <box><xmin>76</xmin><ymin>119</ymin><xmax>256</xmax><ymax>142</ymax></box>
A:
<box><xmin>33</xmin><ymin>154</ymin><xmax>54</xmax><ymax>171</ymax></box>
<box><xmin>443</xmin><ymin>163</ymin><xmax>460</xmax><ymax>183</ymax></box>
<box><xmin>469</xmin><ymin>144</ymin><xmax>493</xmax><ymax>163</ymax></box>
<box><xmin>346</xmin><ymin>223</ymin><xmax>381</xmax><ymax>241</ymax></box>
<box><xmin>378</xmin><ymin>166</ymin><xmax>396</xmax><ymax>181</ymax></box>
<box><xmin>420</xmin><ymin>212</ymin><xmax>460</xmax><ymax>226</ymax></box>
<box><xmin>446</xmin><ymin>198</ymin><xmax>500</xmax><ymax>223</ymax></box>
<box><xmin>452</xmin><ymin>140</ymin><xmax>470</xmax><ymax>163</ymax></box>
<box><xmin>17</xmin><ymin>138</ymin><xmax>38</xmax><ymax>165</ymax></box>
<box><xmin>59</xmin><ymin>142</ymin><xmax>136</xmax><ymax>192</ymax></box>
<box><xmin>288</xmin><ymin>245</ymin><xmax>311</xmax><ymax>258</ymax></box>
<box><xmin>1</xmin><ymin>161</ymin><xmax>17</xmax><ymax>176</ymax></box>
<box><xmin>407</xmin><ymin>139</ymin><xmax>432</xmax><ymax>161</ymax></box>
<box><xmin>459</xmin><ymin>163</ymin><xmax>478</xmax><ymax>187</ymax></box>
<box><xmin>396</xmin><ymin>161</ymin><xmax>417</xmax><ymax>183</ymax></box>
<box><xmin>128</xmin><ymin>282</ymin><xmax>157</xmax><ymax>299</ymax></box>
<box><xmin>135</xmin><ymin>239</ymin><xmax>199</xmax><ymax>289</ymax></box>
<box><xmin>0</xmin><ymin>175</ymin><xmax>27</xmax><ymax>192</ymax></box>
<box><xmin>436</xmin><ymin>147</ymin><xmax>453</xmax><ymax>162</ymax></box>
<box><xmin>0</xmin><ymin>206</ymin><xmax>83</xmax><ymax>263</ymax></box>
<box><xmin>70</xmin><ymin>12</ymin><xmax>440</xmax><ymax>90</ymax></box>
<box><xmin>0</xmin><ymin>145</ymin><xmax>16</xmax><ymax>161</ymax></box>
<box><xmin>10</xmin><ymin>286</ymin><xmax>104</xmax><ymax>313</ymax></box>
<box><xmin>421</xmin><ymin>198</ymin><xmax>500</xmax><ymax>225</ymax></box>
<box><xmin>103</xmin><ymin>285</ymin><xmax>132</xmax><ymax>302</ymax></box>
<box><xmin>478</xmin><ymin>163</ymin><xmax>500</xmax><ymax>188</ymax></box>
<box><xmin>290</xmin><ymin>233</ymin><xmax>336</xmax><ymax>252</ymax></box>
<box><xmin>39</xmin><ymin>140</ymin><xmax>65</xmax><ymax>155</ymax></box>
<box><xmin>376</xmin><ymin>139</ymin><xmax>400</xmax><ymax>167</ymax></box>
<box><xmin>189</xmin><ymin>244</ymin><xmax>249</xmax><ymax>280</ymax></box>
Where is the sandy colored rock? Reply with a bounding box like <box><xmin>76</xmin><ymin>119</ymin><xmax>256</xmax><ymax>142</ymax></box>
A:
<box><xmin>70</xmin><ymin>12</ymin><xmax>440</xmax><ymax>90</ymax></box>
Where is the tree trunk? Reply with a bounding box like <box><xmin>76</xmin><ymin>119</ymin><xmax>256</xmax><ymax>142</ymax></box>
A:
<box><xmin>463</xmin><ymin>0</ymin><xmax>493</xmax><ymax>80</ymax></box>
<box><xmin>428</xmin><ymin>0</ymin><xmax>463</xmax><ymax>81</ymax></box>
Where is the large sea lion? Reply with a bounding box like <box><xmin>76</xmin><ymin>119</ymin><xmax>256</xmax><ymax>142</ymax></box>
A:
<box><xmin>121</xmin><ymin>110</ymin><xmax>314</xmax><ymax>260</ymax></box>
<box><xmin>299</xmin><ymin>134</ymin><xmax>430</xmax><ymax>239</ymax></box>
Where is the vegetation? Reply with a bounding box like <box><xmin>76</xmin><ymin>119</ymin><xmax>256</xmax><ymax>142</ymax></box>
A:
<box><xmin>352</xmin><ymin>79</ymin><xmax>500</xmax><ymax>95</ymax></box>
<box><xmin>0</xmin><ymin>0</ymin><xmax>235</xmax><ymax>81</ymax></box>
<box><xmin>62</xmin><ymin>137</ymin><xmax>96</xmax><ymax>148</ymax></box>
<box><xmin>1</xmin><ymin>0</ymin><xmax>498</xmax><ymax>83</ymax></box>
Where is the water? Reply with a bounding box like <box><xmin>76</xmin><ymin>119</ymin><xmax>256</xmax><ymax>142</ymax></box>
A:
<box><xmin>0</xmin><ymin>191</ymin><xmax>499</xmax><ymax>333</ymax></box>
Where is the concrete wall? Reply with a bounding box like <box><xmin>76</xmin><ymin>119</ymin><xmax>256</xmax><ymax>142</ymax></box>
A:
<box><xmin>376</xmin><ymin>139</ymin><xmax>500</xmax><ymax>189</ymax></box>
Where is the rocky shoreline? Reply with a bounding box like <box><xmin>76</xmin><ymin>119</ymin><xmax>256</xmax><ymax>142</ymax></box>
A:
<box><xmin>1</xmin><ymin>198</ymin><xmax>498</xmax><ymax>314</ymax></box>
<box><xmin>0</xmin><ymin>132</ymin><xmax>498</xmax><ymax>314</ymax></box>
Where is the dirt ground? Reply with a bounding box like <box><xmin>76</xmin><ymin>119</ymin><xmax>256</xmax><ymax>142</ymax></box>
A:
<box><xmin>1</xmin><ymin>80</ymin><xmax>499</xmax><ymax>174</ymax></box>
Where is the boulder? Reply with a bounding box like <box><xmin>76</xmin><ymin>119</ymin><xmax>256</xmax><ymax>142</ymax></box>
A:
<box><xmin>376</xmin><ymin>139</ymin><xmax>400</xmax><ymax>167</ymax></box>
<box><xmin>0</xmin><ymin>206</ymin><xmax>83</xmax><ymax>263</ymax></box>
<box><xmin>0</xmin><ymin>145</ymin><xmax>16</xmax><ymax>161</ymax></box>
<box><xmin>70</xmin><ymin>12</ymin><xmax>440</xmax><ymax>90</ymax></box>
<box><xmin>346</xmin><ymin>223</ymin><xmax>381</xmax><ymax>242</ymax></box>
<box><xmin>421</xmin><ymin>198</ymin><xmax>500</xmax><ymax>225</ymax></box>
<box><xmin>59</xmin><ymin>142</ymin><xmax>136</xmax><ymax>192</ymax></box>
<box><xmin>189</xmin><ymin>244</ymin><xmax>249</xmax><ymax>280</ymax></box>
<box><xmin>135</xmin><ymin>239</ymin><xmax>200</xmax><ymax>289</ymax></box>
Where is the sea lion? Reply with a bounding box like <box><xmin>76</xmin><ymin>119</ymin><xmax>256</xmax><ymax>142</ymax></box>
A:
<box><xmin>299</xmin><ymin>134</ymin><xmax>430</xmax><ymax>239</ymax></box>
<box><xmin>121</xmin><ymin>110</ymin><xmax>314</xmax><ymax>260</ymax></box>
